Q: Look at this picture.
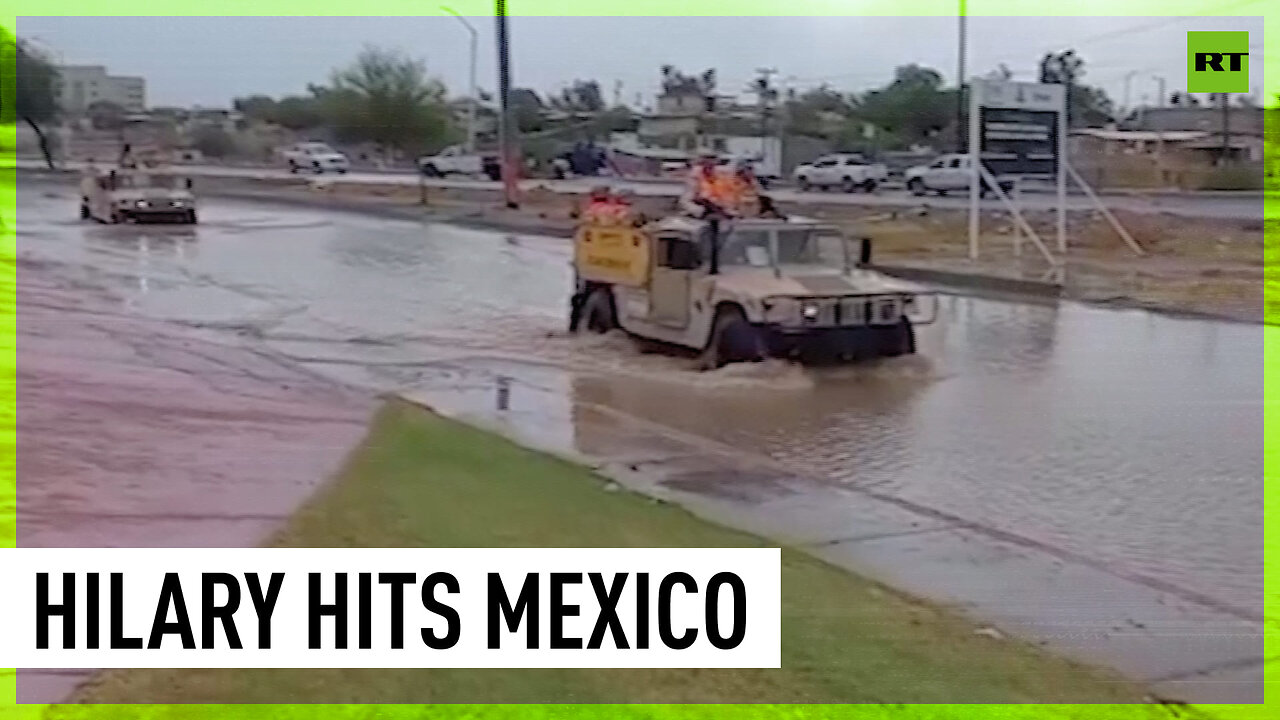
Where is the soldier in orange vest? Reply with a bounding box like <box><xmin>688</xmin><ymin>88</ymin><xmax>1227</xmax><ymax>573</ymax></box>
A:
<box><xmin>681</xmin><ymin>151</ymin><xmax>739</xmax><ymax>218</ymax></box>
<box><xmin>728</xmin><ymin>158</ymin><xmax>762</xmax><ymax>216</ymax></box>
<box><xmin>731</xmin><ymin>157</ymin><xmax>786</xmax><ymax>219</ymax></box>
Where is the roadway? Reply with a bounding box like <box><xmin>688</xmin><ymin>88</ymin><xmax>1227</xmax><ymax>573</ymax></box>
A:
<box><xmin>19</xmin><ymin>158</ymin><xmax>1268</xmax><ymax>220</ymax></box>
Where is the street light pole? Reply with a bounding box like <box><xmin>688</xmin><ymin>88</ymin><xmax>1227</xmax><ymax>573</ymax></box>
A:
<box><xmin>1152</xmin><ymin>75</ymin><xmax>1166</xmax><ymax>182</ymax></box>
<box><xmin>1122</xmin><ymin>70</ymin><xmax>1139</xmax><ymax>119</ymax></box>
<box><xmin>441</xmin><ymin>6</ymin><xmax>478</xmax><ymax>154</ymax></box>
<box><xmin>495</xmin><ymin>0</ymin><xmax>518</xmax><ymax>208</ymax></box>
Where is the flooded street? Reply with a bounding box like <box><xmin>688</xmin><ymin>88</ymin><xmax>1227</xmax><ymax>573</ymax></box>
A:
<box><xmin>16</xmin><ymin>180</ymin><xmax>1265</xmax><ymax>698</ymax></box>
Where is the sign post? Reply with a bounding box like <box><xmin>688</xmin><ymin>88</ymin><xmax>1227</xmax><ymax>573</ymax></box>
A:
<box><xmin>1057</xmin><ymin>86</ymin><xmax>1067</xmax><ymax>253</ymax></box>
<box><xmin>968</xmin><ymin>80</ymin><xmax>980</xmax><ymax>260</ymax></box>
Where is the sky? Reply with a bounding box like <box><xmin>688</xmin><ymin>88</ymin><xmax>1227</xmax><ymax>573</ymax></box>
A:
<box><xmin>18</xmin><ymin>12</ymin><xmax>1268</xmax><ymax>112</ymax></box>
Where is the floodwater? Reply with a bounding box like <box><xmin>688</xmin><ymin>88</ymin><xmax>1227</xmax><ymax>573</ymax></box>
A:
<box><xmin>16</xmin><ymin>181</ymin><xmax>1266</xmax><ymax>697</ymax></box>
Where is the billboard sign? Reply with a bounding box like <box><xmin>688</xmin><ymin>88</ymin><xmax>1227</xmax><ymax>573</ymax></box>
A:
<box><xmin>971</xmin><ymin>80</ymin><xmax>1066</xmax><ymax>177</ymax></box>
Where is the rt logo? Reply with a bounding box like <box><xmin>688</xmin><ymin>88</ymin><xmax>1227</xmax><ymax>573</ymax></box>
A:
<box><xmin>1187</xmin><ymin>31</ymin><xmax>1249</xmax><ymax>92</ymax></box>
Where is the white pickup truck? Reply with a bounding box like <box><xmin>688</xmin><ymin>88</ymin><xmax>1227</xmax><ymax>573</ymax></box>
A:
<box><xmin>281</xmin><ymin>142</ymin><xmax>350</xmax><ymax>174</ymax></box>
<box><xmin>904</xmin><ymin>153</ymin><xmax>1016</xmax><ymax>197</ymax></box>
<box><xmin>792</xmin><ymin>153</ymin><xmax>889</xmax><ymax>193</ymax></box>
<box><xmin>418</xmin><ymin>145</ymin><xmax>501</xmax><ymax>179</ymax></box>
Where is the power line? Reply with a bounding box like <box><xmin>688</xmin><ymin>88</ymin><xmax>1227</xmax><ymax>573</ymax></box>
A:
<box><xmin>1046</xmin><ymin>0</ymin><xmax>1264</xmax><ymax>51</ymax></box>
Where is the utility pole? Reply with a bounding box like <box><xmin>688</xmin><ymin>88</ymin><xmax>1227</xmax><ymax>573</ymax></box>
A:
<box><xmin>1122</xmin><ymin>70</ymin><xmax>1139</xmax><ymax>120</ymax></box>
<box><xmin>956</xmin><ymin>1</ymin><xmax>967</xmax><ymax>152</ymax></box>
<box><xmin>613</xmin><ymin>79</ymin><xmax>622</xmax><ymax>107</ymax></box>
<box><xmin>753</xmin><ymin>67</ymin><xmax>778</xmax><ymax>133</ymax></box>
<box><xmin>778</xmin><ymin>76</ymin><xmax>794</xmax><ymax>176</ymax></box>
<box><xmin>752</xmin><ymin>68</ymin><xmax>778</xmax><ymax>164</ymax></box>
<box><xmin>495</xmin><ymin>0</ymin><xmax>518</xmax><ymax>208</ymax></box>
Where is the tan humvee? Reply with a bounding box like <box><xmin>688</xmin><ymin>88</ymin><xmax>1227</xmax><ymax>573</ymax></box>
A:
<box><xmin>570</xmin><ymin>206</ymin><xmax>938</xmax><ymax>368</ymax></box>
<box><xmin>80</xmin><ymin>164</ymin><xmax>198</xmax><ymax>225</ymax></box>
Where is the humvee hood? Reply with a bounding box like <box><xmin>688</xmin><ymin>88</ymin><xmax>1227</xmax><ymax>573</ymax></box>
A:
<box><xmin>713</xmin><ymin>267</ymin><xmax>921</xmax><ymax>298</ymax></box>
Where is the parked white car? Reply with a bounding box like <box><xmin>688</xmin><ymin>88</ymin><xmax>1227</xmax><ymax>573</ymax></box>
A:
<box><xmin>281</xmin><ymin>142</ymin><xmax>350</xmax><ymax>174</ymax></box>
<box><xmin>904</xmin><ymin>154</ymin><xmax>1015</xmax><ymax>197</ymax></box>
<box><xmin>418</xmin><ymin>144</ymin><xmax>499</xmax><ymax>178</ymax></box>
<box><xmin>792</xmin><ymin>154</ymin><xmax>888</xmax><ymax>193</ymax></box>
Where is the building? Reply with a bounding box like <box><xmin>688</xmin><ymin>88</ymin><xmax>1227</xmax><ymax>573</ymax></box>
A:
<box><xmin>1117</xmin><ymin>105</ymin><xmax>1265</xmax><ymax>162</ymax></box>
<box><xmin>55</xmin><ymin>65</ymin><xmax>146</xmax><ymax>115</ymax></box>
<box><xmin>1069</xmin><ymin>122</ymin><xmax>1265</xmax><ymax>189</ymax></box>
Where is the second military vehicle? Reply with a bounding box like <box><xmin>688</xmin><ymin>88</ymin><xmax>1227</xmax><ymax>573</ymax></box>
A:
<box><xmin>80</xmin><ymin>165</ymin><xmax>199</xmax><ymax>224</ymax></box>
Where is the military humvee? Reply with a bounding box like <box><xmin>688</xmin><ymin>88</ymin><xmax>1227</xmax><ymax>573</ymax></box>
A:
<box><xmin>570</xmin><ymin>209</ymin><xmax>937</xmax><ymax>368</ymax></box>
<box><xmin>80</xmin><ymin>165</ymin><xmax>198</xmax><ymax>225</ymax></box>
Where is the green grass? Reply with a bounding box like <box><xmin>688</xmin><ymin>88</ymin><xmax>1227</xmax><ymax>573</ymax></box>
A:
<box><xmin>58</xmin><ymin>400</ymin><xmax>1179</xmax><ymax>710</ymax></box>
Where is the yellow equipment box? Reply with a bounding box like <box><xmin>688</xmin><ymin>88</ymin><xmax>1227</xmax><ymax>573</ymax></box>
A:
<box><xmin>574</xmin><ymin>222</ymin><xmax>650</xmax><ymax>287</ymax></box>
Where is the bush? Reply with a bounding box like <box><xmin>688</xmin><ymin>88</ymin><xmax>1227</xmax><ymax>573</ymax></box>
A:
<box><xmin>190</xmin><ymin>124</ymin><xmax>234</xmax><ymax>159</ymax></box>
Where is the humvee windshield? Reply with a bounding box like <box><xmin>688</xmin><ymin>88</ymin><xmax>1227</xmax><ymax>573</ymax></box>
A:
<box><xmin>715</xmin><ymin>227</ymin><xmax>848</xmax><ymax>269</ymax></box>
<box><xmin>115</xmin><ymin>173</ymin><xmax>181</xmax><ymax>189</ymax></box>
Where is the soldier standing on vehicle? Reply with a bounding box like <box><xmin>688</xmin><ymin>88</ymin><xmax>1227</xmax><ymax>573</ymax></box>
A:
<box><xmin>681</xmin><ymin>150</ymin><xmax>736</xmax><ymax>218</ymax></box>
<box><xmin>731</xmin><ymin>158</ymin><xmax>786</xmax><ymax>219</ymax></box>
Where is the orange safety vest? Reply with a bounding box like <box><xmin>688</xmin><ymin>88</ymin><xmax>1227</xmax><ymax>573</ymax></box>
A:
<box><xmin>695</xmin><ymin>169</ymin><xmax>740</xmax><ymax>210</ymax></box>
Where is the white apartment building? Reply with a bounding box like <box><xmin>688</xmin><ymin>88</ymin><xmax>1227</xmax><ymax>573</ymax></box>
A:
<box><xmin>55</xmin><ymin>65</ymin><xmax>147</xmax><ymax>114</ymax></box>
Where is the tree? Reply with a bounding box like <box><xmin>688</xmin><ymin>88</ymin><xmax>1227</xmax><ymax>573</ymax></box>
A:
<box><xmin>659</xmin><ymin>65</ymin><xmax>716</xmax><ymax>96</ymax></box>
<box><xmin>510</xmin><ymin>87</ymin><xmax>545</xmax><ymax>132</ymax></box>
<box><xmin>190</xmin><ymin>124</ymin><xmax>234</xmax><ymax>158</ymax></box>
<box><xmin>233</xmin><ymin>94</ymin><xmax>278</xmax><ymax>123</ymax></box>
<box><xmin>1038</xmin><ymin>49</ymin><xmax>1115</xmax><ymax>127</ymax></box>
<box><xmin>553</xmin><ymin>79</ymin><xmax>604</xmax><ymax>113</ymax></box>
<box><xmin>11</xmin><ymin>38</ymin><xmax>60</xmax><ymax>168</ymax></box>
<box><xmin>272</xmin><ymin>95</ymin><xmax>324</xmax><ymax>130</ymax></box>
<box><xmin>87</xmin><ymin>100</ymin><xmax>127</xmax><ymax>132</ymax></box>
<box><xmin>850</xmin><ymin>64</ymin><xmax>955</xmax><ymax>149</ymax></box>
<box><xmin>322</xmin><ymin>45</ymin><xmax>454</xmax><ymax>156</ymax></box>
<box><xmin>784</xmin><ymin>85</ymin><xmax>853</xmax><ymax>138</ymax></box>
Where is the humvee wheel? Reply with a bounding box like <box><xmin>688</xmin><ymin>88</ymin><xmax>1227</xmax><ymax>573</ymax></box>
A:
<box><xmin>579</xmin><ymin>289</ymin><xmax>618</xmax><ymax>334</ymax></box>
<box><xmin>79</xmin><ymin>203</ymin><xmax>89</xmax><ymax>220</ymax></box>
<box><xmin>700</xmin><ymin>305</ymin><xmax>763</xmax><ymax>370</ymax></box>
<box><xmin>186</xmin><ymin>210</ymin><xmax>198</xmax><ymax>225</ymax></box>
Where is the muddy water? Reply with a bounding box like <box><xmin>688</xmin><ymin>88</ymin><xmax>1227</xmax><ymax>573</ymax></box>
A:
<box><xmin>17</xmin><ymin>182</ymin><xmax>1263</xmax><ymax>623</ymax></box>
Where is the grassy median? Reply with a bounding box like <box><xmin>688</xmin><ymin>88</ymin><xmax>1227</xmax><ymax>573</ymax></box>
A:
<box><xmin>60</xmin><ymin>399</ymin><xmax>1177</xmax><ymax>710</ymax></box>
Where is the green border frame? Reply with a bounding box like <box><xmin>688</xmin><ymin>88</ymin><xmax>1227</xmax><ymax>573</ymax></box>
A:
<box><xmin>1</xmin><ymin>3</ymin><xmax>1275</xmax><ymax>719</ymax></box>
